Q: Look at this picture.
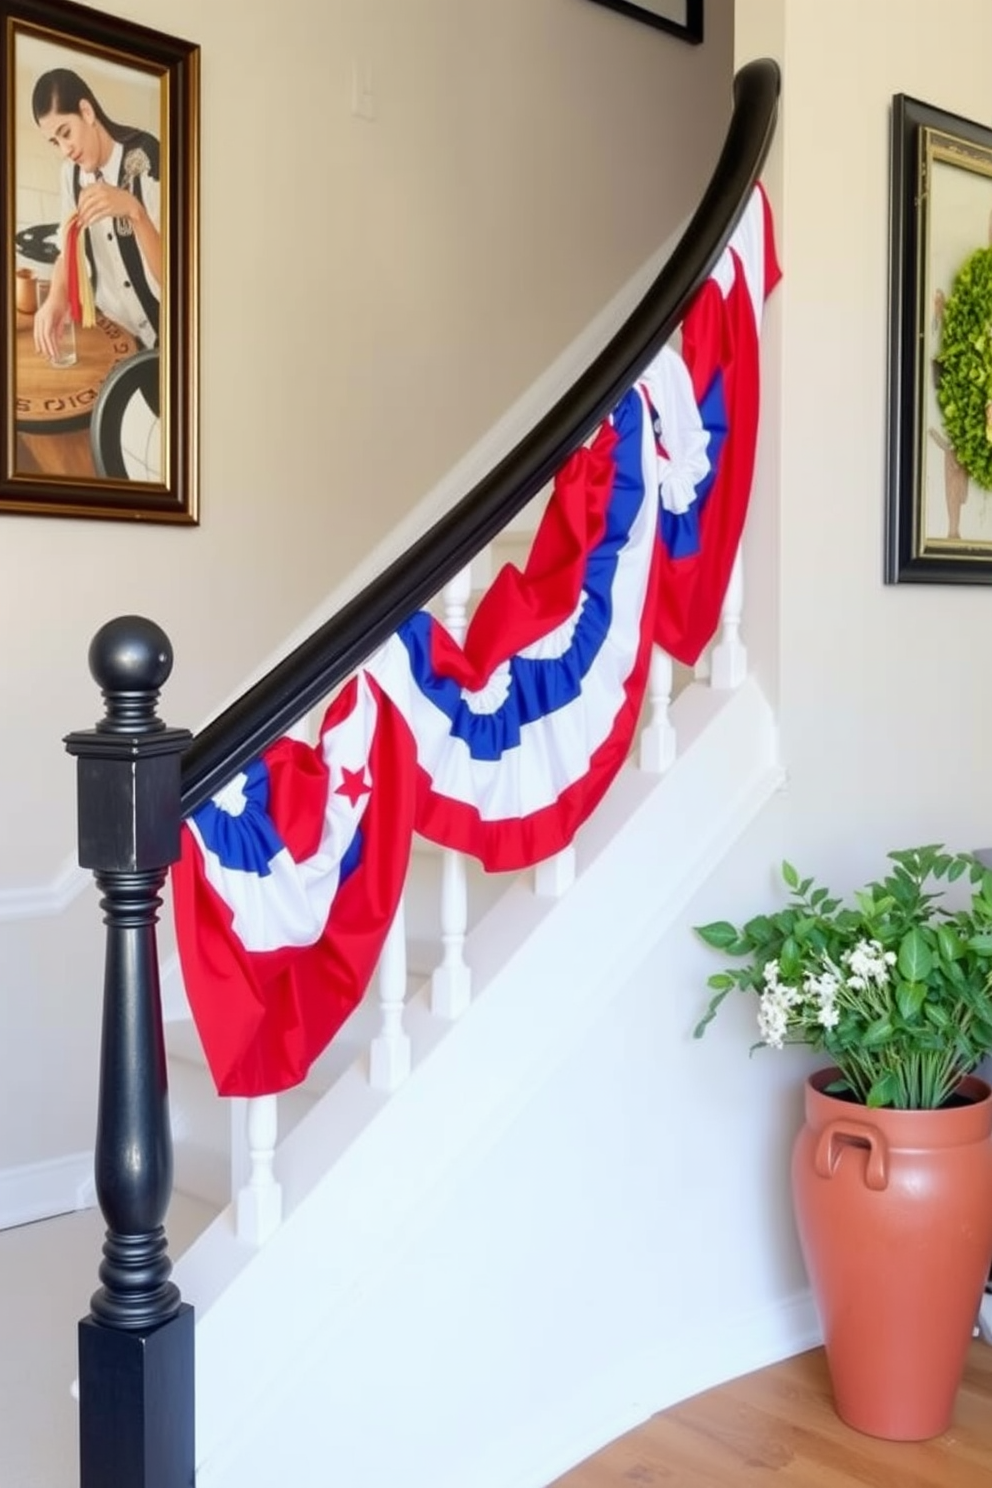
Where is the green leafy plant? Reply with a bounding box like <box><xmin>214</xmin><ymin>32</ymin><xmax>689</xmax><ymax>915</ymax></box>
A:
<box><xmin>694</xmin><ymin>845</ymin><xmax>992</xmax><ymax>1109</ymax></box>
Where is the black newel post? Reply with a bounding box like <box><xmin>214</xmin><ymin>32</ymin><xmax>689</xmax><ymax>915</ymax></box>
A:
<box><xmin>64</xmin><ymin>616</ymin><xmax>195</xmax><ymax>1488</ymax></box>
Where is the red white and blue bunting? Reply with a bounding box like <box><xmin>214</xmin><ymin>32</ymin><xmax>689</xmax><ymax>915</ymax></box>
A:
<box><xmin>173</xmin><ymin>186</ymin><xmax>781</xmax><ymax>1096</ymax></box>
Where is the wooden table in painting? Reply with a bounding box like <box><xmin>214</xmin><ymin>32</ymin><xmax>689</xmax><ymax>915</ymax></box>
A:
<box><xmin>14</xmin><ymin>310</ymin><xmax>139</xmax><ymax>480</ymax></box>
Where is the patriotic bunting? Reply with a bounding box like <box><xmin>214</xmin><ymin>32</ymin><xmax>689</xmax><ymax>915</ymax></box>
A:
<box><xmin>172</xmin><ymin>185</ymin><xmax>781</xmax><ymax>1096</ymax></box>
<box><xmin>366</xmin><ymin>386</ymin><xmax>659</xmax><ymax>871</ymax></box>
<box><xmin>650</xmin><ymin>185</ymin><xmax>781</xmax><ymax>664</ymax></box>
<box><xmin>173</xmin><ymin>674</ymin><xmax>416</xmax><ymax>1094</ymax></box>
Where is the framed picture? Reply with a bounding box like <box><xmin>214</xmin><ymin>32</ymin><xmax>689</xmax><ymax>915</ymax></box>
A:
<box><xmin>584</xmin><ymin>0</ymin><xmax>703</xmax><ymax>45</ymax></box>
<box><xmin>886</xmin><ymin>94</ymin><xmax>992</xmax><ymax>583</ymax></box>
<box><xmin>1</xmin><ymin>0</ymin><xmax>198</xmax><ymax>523</ymax></box>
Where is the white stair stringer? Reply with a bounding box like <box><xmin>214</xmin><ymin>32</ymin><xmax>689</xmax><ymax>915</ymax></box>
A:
<box><xmin>174</xmin><ymin>674</ymin><xmax>785</xmax><ymax>1487</ymax></box>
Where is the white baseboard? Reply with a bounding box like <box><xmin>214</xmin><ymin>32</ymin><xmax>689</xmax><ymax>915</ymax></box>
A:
<box><xmin>0</xmin><ymin>1152</ymin><xmax>96</xmax><ymax>1230</ymax></box>
<box><xmin>0</xmin><ymin>855</ymin><xmax>87</xmax><ymax>922</ymax></box>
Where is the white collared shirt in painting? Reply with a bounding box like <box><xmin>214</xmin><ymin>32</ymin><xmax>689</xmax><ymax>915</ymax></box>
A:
<box><xmin>59</xmin><ymin>138</ymin><xmax>161</xmax><ymax>348</ymax></box>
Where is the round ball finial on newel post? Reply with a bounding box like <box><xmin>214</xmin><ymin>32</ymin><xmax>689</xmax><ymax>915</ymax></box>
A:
<box><xmin>64</xmin><ymin>615</ymin><xmax>195</xmax><ymax>1488</ymax></box>
<box><xmin>88</xmin><ymin>614</ymin><xmax>174</xmax><ymax>734</ymax></box>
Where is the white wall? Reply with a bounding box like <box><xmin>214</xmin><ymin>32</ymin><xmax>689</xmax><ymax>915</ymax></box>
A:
<box><xmin>770</xmin><ymin>0</ymin><xmax>992</xmax><ymax>882</ymax></box>
<box><xmin>0</xmin><ymin>2</ymin><xmax>732</xmax><ymax>1172</ymax></box>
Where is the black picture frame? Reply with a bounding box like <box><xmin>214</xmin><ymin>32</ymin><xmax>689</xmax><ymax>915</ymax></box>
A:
<box><xmin>584</xmin><ymin>0</ymin><xmax>703</xmax><ymax>45</ymax></box>
<box><xmin>886</xmin><ymin>94</ymin><xmax>992</xmax><ymax>584</ymax></box>
<box><xmin>1</xmin><ymin>0</ymin><xmax>199</xmax><ymax>523</ymax></box>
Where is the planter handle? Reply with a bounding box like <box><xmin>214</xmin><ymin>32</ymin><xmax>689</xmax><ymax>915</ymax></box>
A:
<box><xmin>814</xmin><ymin>1119</ymin><xmax>889</xmax><ymax>1191</ymax></box>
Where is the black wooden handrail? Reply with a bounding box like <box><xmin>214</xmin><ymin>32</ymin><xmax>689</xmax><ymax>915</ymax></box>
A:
<box><xmin>181</xmin><ymin>57</ymin><xmax>780</xmax><ymax>817</ymax></box>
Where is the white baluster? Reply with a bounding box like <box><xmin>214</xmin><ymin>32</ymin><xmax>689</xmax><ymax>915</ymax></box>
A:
<box><xmin>442</xmin><ymin>563</ymin><xmax>472</xmax><ymax>643</ymax></box>
<box><xmin>231</xmin><ymin>702</ymin><xmax>318</xmax><ymax>1240</ymax></box>
<box><xmin>229</xmin><ymin>1096</ymin><xmax>249</xmax><ymax>1196</ymax></box>
<box><xmin>535</xmin><ymin>846</ymin><xmax>576</xmax><ymax>898</ymax></box>
<box><xmin>639</xmin><ymin>646</ymin><xmax>677</xmax><ymax>773</ymax></box>
<box><xmin>235</xmin><ymin>1095</ymin><xmax>282</xmax><ymax>1245</ymax></box>
<box><xmin>710</xmin><ymin>544</ymin><xmax>747</xmax><ymax>690</ymax></box>
<box><xmin>431</xmin><ymin>564</ymin><xmax>473</xmax><ymax>1019</ymax></box>
<box><xmin>370</xmin><ymin>895</ymin><xmax>411</xmax><ymax>1089</ymax></box>
<box><xmin>432</xmin><ymin>847</ymin><xmax>472</xmax><ymax>1018</ymax></box>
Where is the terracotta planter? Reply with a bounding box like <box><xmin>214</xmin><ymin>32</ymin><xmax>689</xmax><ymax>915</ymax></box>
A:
<box><xmin>791</xmin><ymin>1067</ymin><xmax>992</xmax><ymax>1440</ymax></box>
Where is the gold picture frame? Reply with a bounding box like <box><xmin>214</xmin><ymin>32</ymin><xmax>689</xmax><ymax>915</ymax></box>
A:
<box><xmin>1</xmin><ymin>0</ymin><xmax>198</xmax><ymax>522</ymax></box>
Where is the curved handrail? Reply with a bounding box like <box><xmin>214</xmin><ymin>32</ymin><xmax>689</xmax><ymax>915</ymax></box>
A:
<box><xmin>181</xmin><ymin>57</ymin><xmax>780</xmax><ymax>815</ymax></box>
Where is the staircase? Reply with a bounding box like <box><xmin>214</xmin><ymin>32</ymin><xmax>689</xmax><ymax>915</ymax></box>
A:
<box><xmin>168</xmin><ymin>663</ymin><xmax>794</xmax><ymax>1488</ymax></box>
<box><xmin>6</xmin><ymin>647</ymin><xmax>797</xmax><ymax>1488</ymax></box>
<box><xmin>157</xmin><ymin>440</ymin><xmax>796</xmax><ymax>1487</ymax></box>
<box><xmin>8</xmin><ymin>58</ymin><xmax>813</xmax><ymax>1488</ymax></box>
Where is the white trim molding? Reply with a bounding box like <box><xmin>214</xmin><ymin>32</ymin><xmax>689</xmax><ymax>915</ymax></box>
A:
<box><xmin>0</xmin><ymin>856</ymin><xmax>87</xmax><ymax>922</ymax></box>
<box><xmin>0</xmin><ymin>1152</ymin><xmax>95</xmax><ymax>1230</ymax></box>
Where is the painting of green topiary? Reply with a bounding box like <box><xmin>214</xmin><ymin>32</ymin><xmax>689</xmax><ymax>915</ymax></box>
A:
<box><xmin>936</xmin><ymin>244</ymin><xmax>992</xmax><ymax>490</ymax></box>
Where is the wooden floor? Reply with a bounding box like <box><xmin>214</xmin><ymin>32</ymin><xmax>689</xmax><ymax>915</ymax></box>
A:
<box><xmin>550</xmin><ymin>1343</ymin><xmax>992</xmax><ymax>1487</ymax></box>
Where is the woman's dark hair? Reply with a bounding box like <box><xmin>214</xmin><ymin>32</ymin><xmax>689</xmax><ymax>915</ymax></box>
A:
<box><xmin>31</xmin><ymin>68</ymin><xmax>124</xmax><ymax>139</ymax></box>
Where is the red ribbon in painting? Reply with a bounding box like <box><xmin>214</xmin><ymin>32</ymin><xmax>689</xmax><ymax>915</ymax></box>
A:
<box><xmin>62</xmin><ymin>214</ymin><xmax>96</xmax><ymax>327</ymax></box>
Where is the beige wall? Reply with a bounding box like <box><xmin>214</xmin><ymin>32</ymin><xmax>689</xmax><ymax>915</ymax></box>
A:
<box><xmin>0</xmin><ymin>1</ymin><xmax>732</xmax><ymax>1167</ymax></box>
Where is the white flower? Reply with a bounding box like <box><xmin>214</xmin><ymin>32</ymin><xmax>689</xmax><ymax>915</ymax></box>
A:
<box><xmin>757</xmin><ymin>1007</ymin><xmax>785</xmax><ymax>1049</ymax></box>
<box><xmin>843</xmin><ymin>938</ymin><xmax>893</xmax><ymax>987</ymax></box>
<box><xmin>817</xmin><ymin>1002</ymin><xmax>840</xmax><ymax>1030</ymax></box>
<box><xmin>804</xmin><ymin>968</ymin><xmax>841</xmax><ymax>1002</ymax></box>
<box><xmin>757</xmin><ymin>987</ymin><xmax>792</xmax><ymax>1049</ymax></box>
